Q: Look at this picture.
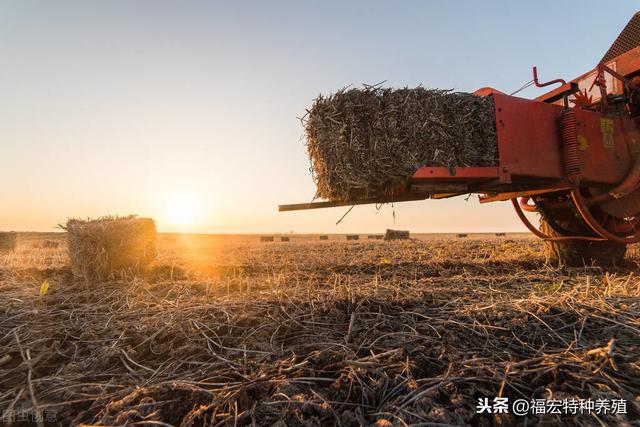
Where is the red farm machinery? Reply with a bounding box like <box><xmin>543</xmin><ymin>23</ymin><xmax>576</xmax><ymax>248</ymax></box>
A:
<box><xmin>281</xmin><ymin>13</ymin><xmax>640</xmax><ymax>266</ymax></box>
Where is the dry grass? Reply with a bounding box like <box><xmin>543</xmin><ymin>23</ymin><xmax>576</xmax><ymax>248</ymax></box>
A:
<box><xmin>0</xmin><ymin>234</ymin><xmax>639</xmax><ymax>426</ymax></box>
<box><xmin>0</xmin><ymin>232</ymin><xmax>18</xmax><ymax>253</ymax></box>
<box><xmin>304</xmin><ymin>87</ymin><xmax>498</xmax><ymax>201</ymax></box>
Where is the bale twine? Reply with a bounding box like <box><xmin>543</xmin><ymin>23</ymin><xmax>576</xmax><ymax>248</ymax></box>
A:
<box><xmin>0</xmin><ymin>232</ymin><xmax>17</xmax><ymax>252</ymax></box>
<box><xmin>304</xmin><ymin>86</ymin><xmax>498</xmax><ymax>201</ymax></box>
<box><xmin>64</xmin><ymin>216</ymin><xmax>157</xmax><ymax>280</ymax></box>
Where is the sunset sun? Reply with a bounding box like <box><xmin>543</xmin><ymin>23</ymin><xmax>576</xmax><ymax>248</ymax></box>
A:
<box><xmin>163</xmin><ymin>193</ymin><xmax>203</xmax><ymax>227</ymax></box>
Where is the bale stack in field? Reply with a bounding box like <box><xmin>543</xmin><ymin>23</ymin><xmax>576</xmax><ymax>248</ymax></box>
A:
<box><xmin>384</xmin><ymin>229</ymin><xmax>410</xmax><ymax>241</ymax></box>
<box><xmin>346</xmin><ymin>235</ymin><xmax>359</xmax><ymax>241</ymax></box>
<box><xmin>280</xmin><ymin>236</ymin><xmax>290</xmax><ymax>242</ymax></box>
<box><xmin>0</xmin><ymin>232</ymin><xmax>17</xmax><ymax>252</ymax></box>
<box><xmin>305</xmin><ymin>86</ymin><xmax>498</xmax><ymax>201</ymax></box>
<box><xmin>64</xmin><ymin>216</ymin><xmax>157</xmax><ymax>280</ymax></box>
<box><xmin>260</xmin><ymin>236</ymin><xmax>274</xmax><ymax>242</ymax></box>
<box><xmin>319</xmin><ymin>235</ymin><xmax>329</xmax><ymax>240</ymax></box>
<box><xmin>457</xmin><ymin>233</ymin><xmax>468</xmax><ymax>238</ymax></box>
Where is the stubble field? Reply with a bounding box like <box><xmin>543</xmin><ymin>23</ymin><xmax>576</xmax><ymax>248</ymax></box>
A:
<box><xmin>0</xmin><ymin>233</ymin><xmax>639</xmax><ymax>426</ymax></box>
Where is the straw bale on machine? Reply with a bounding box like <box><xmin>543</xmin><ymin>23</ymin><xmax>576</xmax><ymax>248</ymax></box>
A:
<box><xmin>0</xmin><ymin>232</ymin><xmax>18</xmax><ymax>252</ymax></box>
<box><xmin>64</xmin><ymin>216</ymin><xmax>157</xmax><ymax>280</ymax></box>
<box><xmin>304</xmin><ymin>86</ymin><xmax>498</xmax><ymax>201</ymax></box>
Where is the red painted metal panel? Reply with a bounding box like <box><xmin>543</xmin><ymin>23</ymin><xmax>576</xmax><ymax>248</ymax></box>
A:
<box><xmin>612</xmin><ymin>45</ymin><xmax>640</xmax><ymax>78</ymax></box>
<box><xmin>411</xmin><ymin>166</ymin><xmax>498</xmax><ymax>180</ymax></box>
<box><xmin>473</xmin><ymin>87</ymin><xmax>505</xmax><ymax>96</ymax></box>
<box><xmin>492</xmin><ymin>93</ymin><xmax>633</xmax><ymax>185</ymax></box>
<box><xmin>575</xmin><ymin>110</ymin><xmax>632</xmax><ymax>184</ymax></box>
<box><xmin>492</xmin><ymin>93</ymin><xmax>564</xmax><ymax>180</ymax></box>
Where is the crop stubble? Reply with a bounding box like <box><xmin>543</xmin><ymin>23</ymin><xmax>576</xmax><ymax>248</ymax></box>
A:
<box><xmin>0</xmin><ymin>235</ymin><xmax>638</xmax><ymax>426</ymax></box>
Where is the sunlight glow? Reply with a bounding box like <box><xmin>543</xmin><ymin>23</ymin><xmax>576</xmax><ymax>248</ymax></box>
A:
<box><xmin>163</xmin><ymin>192</ymin><xmax>203</xmax><ymax>227</ymax></box>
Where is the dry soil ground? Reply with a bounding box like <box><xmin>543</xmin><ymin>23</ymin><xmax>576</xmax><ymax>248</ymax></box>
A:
<box><xmin>0</xmin><ymin>233</ymin><xmax>639</xmax><ymax>426</ymax></box>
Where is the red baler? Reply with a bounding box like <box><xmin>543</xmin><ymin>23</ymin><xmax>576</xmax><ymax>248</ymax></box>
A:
<box><xmin>281</xmin><ymin>13</ymin><xmax>640</xmax><ymax>265</ymax></box>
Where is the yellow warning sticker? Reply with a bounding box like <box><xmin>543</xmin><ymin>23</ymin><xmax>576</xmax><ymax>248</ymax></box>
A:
<box><xmin>600</xmin><ymin>118</ymin><xmax>614</xmax><ymax>149</ymax></box>
<box><xmin>577</xmin><ymin>134</ymin><xmax>589</xmax><ymax>151</ymax></box>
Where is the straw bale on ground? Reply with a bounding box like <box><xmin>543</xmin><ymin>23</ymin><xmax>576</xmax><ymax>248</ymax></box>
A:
<box><xmin>384</xmin><ymin>229</ymin><xmax>410</xmax><ymax>240</ymax></box>
<box><xmin>64</xmin><ymin>216</ymin><xmax>157</xmax><ymax>280</ymax></box>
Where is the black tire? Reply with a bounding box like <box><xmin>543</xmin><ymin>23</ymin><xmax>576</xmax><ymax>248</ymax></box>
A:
<box><xmin>540</xmin><ymin>219</ymin><xmax>626</xmax><ymax>267</ymax></box>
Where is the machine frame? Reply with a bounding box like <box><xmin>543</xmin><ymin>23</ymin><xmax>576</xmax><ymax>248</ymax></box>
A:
<box><xmin>280</xmin><ymin>13</ymin><xmax>640</xmax><ymax>254</ymax></box>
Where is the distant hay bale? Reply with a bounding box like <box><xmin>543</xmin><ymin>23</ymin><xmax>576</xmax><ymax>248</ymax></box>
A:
<box><xmin>346</xmin><ymin>235</ymin><xmax>359</xmax><ymax>241</ymax></box>
<box><xmin>42</xmin><ymin>240</ymin><xmax>60</xmax><ymax>249</ymax></box>
<box><xmin>280</xmin><ymin>236</ymin><xmax>290</xmax><ymax>242</ymax></box>
<box><xmin>260</xmin><ymin>236</ymin><xmax>274</xmax><ymax>242</ymax></box>
<box><xmin>384</xmin><ymin>229</ymin><xmax>410</xmax><ymax>241</ymax></box>
<box><xmin>457</xmin><ymin>233</ymin><xmax>468</xmax><ymax>238</ymax></box>
<box><xmin>495</xmin><ymin>232</ymin><xmax>506</xmax><ymax>237</ymax></box>
<box><xmin>319</xmin><ymin>235</ymin><xmax>329</xmax><ymax>241</ymax></box>
<box><xmin>64</xmin><ymin>216</ymin><xmax>157</xmax><ymax>280</ymax></box>
<box><xmin>0</xmin><ymin>232</ymin><xmax>17</xmax><ymax>252</ymax></box>
<box><xmin>305</xmin><ymin>86</ymin><xmax>498</xmax><ymax>201</ymax></box>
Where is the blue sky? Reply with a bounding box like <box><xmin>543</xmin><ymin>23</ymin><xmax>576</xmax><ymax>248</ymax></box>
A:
<box><xmin>1</xmin><ymin>1</ymin><xmax>638</xmax><ymax>232</ymax></box>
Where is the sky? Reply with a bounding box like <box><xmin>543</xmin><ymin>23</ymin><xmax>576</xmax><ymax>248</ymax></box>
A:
<box><xmin>1</xmin><ymin>1</ymin><xmax>638</xmax><ymax>233</ymax></box>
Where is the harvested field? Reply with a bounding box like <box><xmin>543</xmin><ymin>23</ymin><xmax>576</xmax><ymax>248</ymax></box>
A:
<box><xmin>1</xmin><ymin>233</ymin><xmax>639</xmax><ymax>426</ymax></box>
<box><xmin>305</xmin><ymin>87</ymin><xmax>498</xmax><ymax>201</ymax></box>
<box><xmin>0</xmin><ymin>232</ymin><xmax>18</xmax><ymax>252</ymax></box>
<box><xmin>41</xmin><ymin>240</ymin><xmax>60</xmax><ymax>249</ymax></box>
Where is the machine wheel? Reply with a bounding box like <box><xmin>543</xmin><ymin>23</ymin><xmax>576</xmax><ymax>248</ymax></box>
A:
<box><xmin>540</xmin><ymin>219</ymin><xmax>626</xmax><ymax>267</ymax></box>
